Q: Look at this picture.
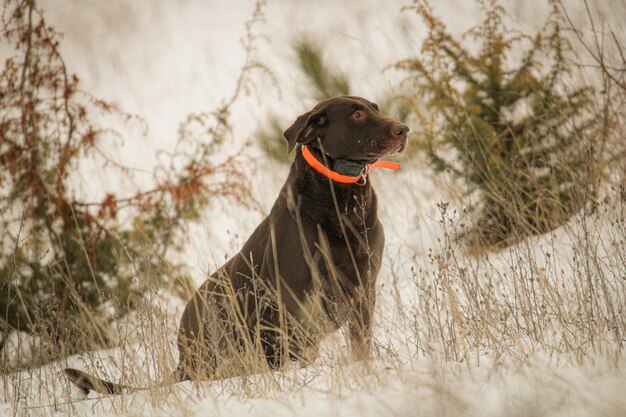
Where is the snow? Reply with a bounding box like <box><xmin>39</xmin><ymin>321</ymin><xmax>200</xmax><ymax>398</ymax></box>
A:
<box><xmin>1</xmin><ymin>0</ymin><xmax>625</xmax><ymax>416</ymax></box>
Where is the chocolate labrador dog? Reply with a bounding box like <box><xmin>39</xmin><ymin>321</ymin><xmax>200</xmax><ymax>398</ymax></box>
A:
<box><xmin>65</xmin><ymin>96</ymin><xmax>409</xmax><ymax>394</ymax></box>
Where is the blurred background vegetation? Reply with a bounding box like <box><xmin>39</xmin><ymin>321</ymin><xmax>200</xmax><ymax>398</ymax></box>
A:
<box><xmin>1</xmin><ymin>0</ymin><xmax>624</xmax><ymax>369</ymax></box>
<box><xmin>0</xmin><ymin>0</ymin><xmax>256</xmax><ymax>367</ymax></box>
<box><xmin>257</xmin><ymin>37</ymin><xmax>414</xmax><ymax>163</ymax></box>
<box><xmin>396</xmin><ymin>0</ymin><xmax>611</xmax><ymax>248</ymax></box>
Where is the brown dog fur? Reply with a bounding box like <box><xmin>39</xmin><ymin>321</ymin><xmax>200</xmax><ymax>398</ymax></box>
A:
<box><xmin>65</xmin><ymin>96</ymin><xmax>409</xmax><ymax>394</ymax></box>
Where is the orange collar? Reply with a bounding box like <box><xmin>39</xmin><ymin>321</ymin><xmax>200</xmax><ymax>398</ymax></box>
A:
<box><xmin>301</xmin><ymin>145</ymin><xmax>400</xmax><ymax>185</ymax></box>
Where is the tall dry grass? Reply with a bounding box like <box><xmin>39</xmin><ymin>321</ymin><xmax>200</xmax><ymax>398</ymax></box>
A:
<box><xmin>1</xmin><ymin>0</ymin><xmax>625</xmax><ymax>416</ymax></box>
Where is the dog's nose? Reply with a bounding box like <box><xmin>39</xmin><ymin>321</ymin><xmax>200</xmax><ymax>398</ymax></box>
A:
<box><xmin>392</xmin><ymin>124</ymin><xmax>410</xmax><ymax>138</ymax></box>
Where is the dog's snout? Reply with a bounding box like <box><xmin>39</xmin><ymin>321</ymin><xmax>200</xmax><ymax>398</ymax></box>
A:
<box><xmin>392</xmin><ymin>124</ymin><xmax>410</xmax><ymax>139</ymax></box>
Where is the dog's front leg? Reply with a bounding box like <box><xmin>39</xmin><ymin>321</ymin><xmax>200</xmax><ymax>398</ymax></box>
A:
<box><xmin>348</xmin><ymin>282</ymin><xmax>375</xmax><ymax>361</ymax></box>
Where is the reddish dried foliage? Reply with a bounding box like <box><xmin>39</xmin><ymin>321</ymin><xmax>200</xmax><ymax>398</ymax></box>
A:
<box><xmin>0</xmin><ymin>0</ymin><xmax>256</xmax><ymax>359</ymax></box>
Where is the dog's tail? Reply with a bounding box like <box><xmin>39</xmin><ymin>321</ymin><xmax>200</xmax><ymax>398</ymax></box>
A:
<box><xmin>64</xmin><ymin>367</ymin><xmax>183</xmax><ymax>395</ymax></box>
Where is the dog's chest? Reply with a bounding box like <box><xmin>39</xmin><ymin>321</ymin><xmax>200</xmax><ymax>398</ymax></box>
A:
<box><xmin>285</xmin><ymin>186</ymin><xmax>382</xmax><ymax>333</ymax></box>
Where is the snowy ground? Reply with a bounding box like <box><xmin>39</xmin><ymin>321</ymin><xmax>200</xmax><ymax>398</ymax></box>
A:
<box><xmin>1</xmin><ymin>0</ymin><xmax>625</xmax><ymax>415</ymax></box>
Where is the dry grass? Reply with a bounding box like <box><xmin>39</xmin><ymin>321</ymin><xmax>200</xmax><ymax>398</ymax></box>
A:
<box><xmin>0</xmin><ymin>159</ymin><xmax>624</xmax><ymax>416</ymax></box>
<box><xmin>1</xmin><ymin>0</ymin><xmax>625</xmax><ymax>416</ymax></box>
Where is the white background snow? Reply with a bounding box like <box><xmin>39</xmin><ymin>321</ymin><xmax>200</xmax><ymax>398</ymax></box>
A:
<box><xmin>1</xmin><ymin>0</ymin><xmax>625</xmax><ymax>415</ymax></box>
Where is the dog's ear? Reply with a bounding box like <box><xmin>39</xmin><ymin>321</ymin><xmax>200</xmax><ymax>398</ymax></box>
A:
<box><xmin>283</xmin><ymin>108</ymin><xmax>328</xmax><ymax>153</ymax></box>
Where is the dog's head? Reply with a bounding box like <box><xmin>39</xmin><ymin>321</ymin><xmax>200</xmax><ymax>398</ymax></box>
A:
<box><xmin>283</xmin><ymin>96</ymin><xmax>409</xmax><ymax>163</ymax></box>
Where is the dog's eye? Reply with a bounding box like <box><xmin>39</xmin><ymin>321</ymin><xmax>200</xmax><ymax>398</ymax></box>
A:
<box><xmin>351</xmin><ymin>110</ymin><xmax>366</xmax><ymax>120</ymax></box>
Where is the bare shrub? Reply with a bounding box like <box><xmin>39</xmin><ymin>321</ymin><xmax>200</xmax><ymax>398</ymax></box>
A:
<box><xmin>0</xmin><ymin>0</ymin><xmax>258</xmax><ymax>368</ymax></box>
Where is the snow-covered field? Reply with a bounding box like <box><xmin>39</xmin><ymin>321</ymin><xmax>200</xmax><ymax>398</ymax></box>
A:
<box><xmin>1</xmin><ymin>0</ymin><xmax>625</xmax><ymax>415</ymax></box>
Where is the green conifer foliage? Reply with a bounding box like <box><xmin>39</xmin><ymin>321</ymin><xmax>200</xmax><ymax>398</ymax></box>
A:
<box><xmin>397</xmin><ymin>0</ymin><xmax>603</xmax><ymax>247</ymax></box>
<box><xmin>258</xmin><ymin>38</ymin><xmax>351</xmax><ymax>163</ymax></box>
